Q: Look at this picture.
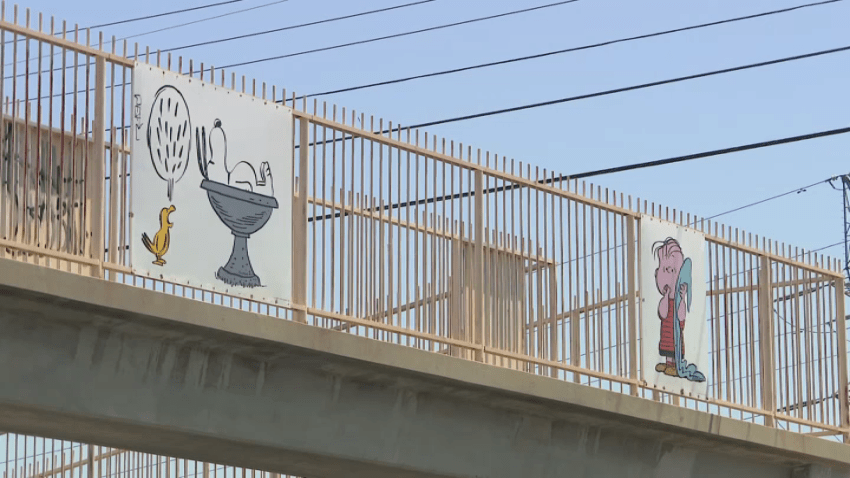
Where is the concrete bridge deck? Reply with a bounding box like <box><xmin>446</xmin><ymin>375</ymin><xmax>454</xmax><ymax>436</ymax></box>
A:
<box><xmin>0</xmin><ymin>258</ymin><xmax>847</xmax><ymax>478</ymax></box>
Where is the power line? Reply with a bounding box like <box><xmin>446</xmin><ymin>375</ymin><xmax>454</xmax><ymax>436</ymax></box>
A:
<box><xmin>291</xmin><ymin>42</ymin><xmax>850</xmax><ymax>157</ymax></box>
<box><xmin>106</xmin><ymin>0</ymin><xmax>290</xmax><ymax>42</ymax></box>
<box><xmin>568</xmin><ymin>126</ymin><xmax>850</xmax><ymax>180</ymax></box>
<box><xmin>11</xmin><ymin>0</ymin><xmax>245</xmax><ymax>43</ymax></box>
<box><xmin>811</xmin><ymin>241</ymin><xmax>844</xmax><ymax>253</ymax></box>
<box><xmin>216</xmin><ymin>0</ymin><xmax>581</xmax><ymax>70</ymax></box>
<box><xmin>396</xmin><ymin>45</ymin><xmax>850</xmax><ymax>131</ymax></box>
<box><xmin>309</xmin><ymin>127</ymin><xmax>850</xmax><ymax>223</ymax></box>
<box><xmin>76</xmin><ymin>0</ymin><xmax>245</xmax><ymax>30</ymax></box>
<box><xmin>159</xmin><ymin>0</ymin><xmax>437</xmax><ymax>54</ymax></box>
<box><xmin>703</xmin><ymin>179</ymin><xmax>831</xmax><ymax>221</ymax></box>
<box><xmin>21</xmin><ymin>4</ymin><xmax>850</xmax><ymax>107</ymax></box>
<box><xmin>293</xmin><ymin>0</ymin><xmax>845</xmax><ymax>100</ymax></box>
<box><xmin>545</xmin><ymin>180</ymin><xmax>841</xmax><ymax>271</ymax></box>
<box><xmin>2</xmin><ymin>0</ymin><xmax>290</xmax><ymax>75</ymax></box>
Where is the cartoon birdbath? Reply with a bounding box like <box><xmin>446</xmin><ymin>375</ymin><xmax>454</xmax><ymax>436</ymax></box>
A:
<box><xmin>196</xmin><ymin>120</ymin><xmax>277</xmax><ymax>288</ymax></box>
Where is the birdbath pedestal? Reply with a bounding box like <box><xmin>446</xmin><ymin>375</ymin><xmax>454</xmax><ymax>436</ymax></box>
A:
<box><xmin>200</xmin><ymin>179</ymin><xmax>279</xmax><ymax>288</ymax></box>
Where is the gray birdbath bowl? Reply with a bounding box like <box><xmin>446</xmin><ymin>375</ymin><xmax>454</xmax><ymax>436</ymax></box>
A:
<box><xmin>201</xmin><ymin>179</ymin><xmax>278</xmax><ymax>288</ymax></box>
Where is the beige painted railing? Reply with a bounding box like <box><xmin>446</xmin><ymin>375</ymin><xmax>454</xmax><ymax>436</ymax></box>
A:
<box><xmin>0</xmin><ymin>2</ymin><xmax>847</xmax><ymax>443</ymax></box>
<box><xmin>0</xmin><ymin>438</ymin><xmax>302</xmax><ymax>478</ymax></box>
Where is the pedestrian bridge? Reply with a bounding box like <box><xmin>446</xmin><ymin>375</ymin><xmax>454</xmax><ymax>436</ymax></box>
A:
<box><xmin>1</xmin><ymin>258</ymin><xmax>849</xmax><ymax>478</ymax></box>
<box><xmin>0</xmin><ymin>5</ymin><xmax>848</xmax><ymax>478</ymax></box>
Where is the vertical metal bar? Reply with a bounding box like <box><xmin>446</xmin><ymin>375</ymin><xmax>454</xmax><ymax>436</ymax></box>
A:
<box><xmin>758</xmin><ymin>254</ymin><xmax>775</xmax><ymax>426</ymax></box>
<box><xmin>87</xmin><ymin>446</ymin><xmax>94</xmax><ymax>478</ymax></box>
<box><xmin>626</xmin><ymin>215</ymin><xmax>638</xmax><ymax>396</ymax></box>
<box><xmin>108</xmin><ymin>37</ymin><xmax>118</xmax><ymax>270</ymax></box>
<box><xmin>35</xmin><ymin>15</ymin><xmax>44</xmax><ymax>261</ymax></box>
<box><xmin>473</xmin><ymin>168</ymin><xmax>484</xmax><ymax>362</ymax></box>
<box><xmin>10</xmin><ymin>6</ymin><xmax>19</xmax><ymax>248</ymax></box>
<box><xmin>0</xmin><ymin>4</ymin><xmax>5</xmax><ymax>257</ymax></box>
<box><xmin>292</xmin><ymin>117</ymin><xmax>309</xmax><ymax>322</ymax></box>
<box><xmin>89</xmin><ymin>55</ymin><xmax>106</xmax><ymax>277</ymax></box>
<box><xmin>834</xmin><ymin>277</ymin><xmax>849</xmax><ymax>442</ymax></box>
<box><xmin>47</xmin><ymin>17</ymin><xmax>55</xmax><ymax>257</ymax></box>
<box><xmin>120</xmin><ymin>41</ymin><xmax>128</xmax><ymax>267</ymax></box>
<box><xmin>23</xmin><ymin>9</ymin><xmax>30</xmax><ymax>248</ymax></box>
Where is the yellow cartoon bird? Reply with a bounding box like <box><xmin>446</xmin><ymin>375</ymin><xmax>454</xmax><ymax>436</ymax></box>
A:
<box><xmin>142</xmin><ymin>205</ymin><xmax>176</xmax><ymax>266</ymax></box>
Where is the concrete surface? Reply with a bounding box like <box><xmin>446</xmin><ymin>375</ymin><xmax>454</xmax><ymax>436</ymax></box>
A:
<box><xmin>0</xmin><ymin>258</ymin><xmax>848</xmax><ymax>478</ymax></box>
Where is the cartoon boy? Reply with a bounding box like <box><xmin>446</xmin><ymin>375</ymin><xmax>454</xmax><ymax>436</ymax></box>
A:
<box><xmin>653</xmin><ymin>237</ymin><xmax>704</xmax><ymax>382</ymax></box>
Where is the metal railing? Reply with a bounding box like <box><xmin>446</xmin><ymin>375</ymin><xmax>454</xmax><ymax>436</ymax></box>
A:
<box><xmin>0</xmin><ymin>435</ymin><xmax>301</xmax><ymax>478</ymax></box>
<box><xmin>0</xmin><ymin>2</ymin><xmax>847</xmax><ymax>442</ymax></box>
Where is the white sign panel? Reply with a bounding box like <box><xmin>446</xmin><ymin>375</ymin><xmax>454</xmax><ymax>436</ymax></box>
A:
<box><xmin>131</xmin><ymin>64</ymin><xmax>292</xmax><ymax>305</ymax></box>
<box><xmin>640</xmin><ymin>215</ymin><xmax>709</xmax><ymax>397</ymax></box>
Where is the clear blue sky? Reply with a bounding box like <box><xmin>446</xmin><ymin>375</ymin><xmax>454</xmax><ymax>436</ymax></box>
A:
<box><xmin>17</xmin><ymin>0</ymin><xmax>850</xmax><ymax>261</ymax></box>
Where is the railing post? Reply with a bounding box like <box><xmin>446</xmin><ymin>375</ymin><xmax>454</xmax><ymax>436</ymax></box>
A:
<box><xmin>570</xmin><ymin>296</ymin><xmax>580</xmax><ymax>383</ymax></box>
<box><xmin>758</xmin><ymin>254</ymin><xmax>776</xmax><ymax>427</ymax></box>
<box><xmin>86</xmin><ymin>445</ymin><xmax>94</xmax><ymax>478</ymax></box>
<box><xmin>473</xmin><ymin>168</ymin><xmax>484</xmax><ymax>362</ymax></box>
<box><xmin>450</xmin><ymin>236</ymin><xmax>463</xmax><ymax>358</ymax></box>
<box><xmin>626</xmin><ymin>215</ymin><xmax>639</xmax><ymax>396</ymax></box>
<box><xmin>834</xmin><ymin>278</ymin><xmax>849</xmax><ymax>443</ymax></box>
<box><xmin>292</xmin><ymin>116</ymin><xmax>309</xmax><ymax>323</ymax></box>
<box><xmin>89</xmin><ymin>55</ymin><xmax>106</xmax><ymax>278</ymax></box>
<box><xmin>548</xmin><ymin>264</ymin><xmax>558</xmax><ymax>378</ymax></box>
<box><xmin>107</xmin><ymin>130</ymin><xmax>119</xmax><ymax>270</ymax></box>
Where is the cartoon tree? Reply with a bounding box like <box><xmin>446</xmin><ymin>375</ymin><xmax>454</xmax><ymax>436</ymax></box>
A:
<box><xmin>147</xmin><ymin>86</ymin><xmax>191</xmax><ymax>201</ymax></box>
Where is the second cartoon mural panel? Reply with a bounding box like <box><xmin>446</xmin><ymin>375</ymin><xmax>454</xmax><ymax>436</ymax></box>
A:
<box><xmin>130</xmin><ymin>64</ymin><xmax>293</xmax><ymax>304</ymax></box>
<box><xmin>639</xmin><ymin>215</ymin><xmax>710</xmax><ymax>398</ymax></box>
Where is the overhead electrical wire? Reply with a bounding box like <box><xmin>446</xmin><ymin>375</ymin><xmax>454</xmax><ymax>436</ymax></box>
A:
<box><xmin>113</xmin><ymin>0</ymin><xmax>290</xmax><ymax>42</ymax></box>
<box><xmin>550</xmin><ymin>179</ymin><xmax>846</xmax><ymax>273</ymax></box>
<box><xmin>215</xmin><ymin>0</ymin><xmax>581</xmax><ymax>70</ymax></box>
<box><xmin>812</xmin><ymin>241</ymin><xmax>843</xmax><ymax>253</ymax></box>
<box><xmin>19</xmin><ymin>1</ymin><xmax>848</xmax><ymax>100</ymax></box>
<box><xmin>2</xmin><ymin>0</ymin><xmax>290</xmax><ymax>73</ymax></box>
<box><xmin>309</xmin><ymin>127</ymin><xmax>850</xmax><ymax>223</ymax></box>
<box><xmin>393</xmin><ymin>45</ymin><xmax>850</xmax><ymax>132</ymax></box>
<box><xmin>24</xmin><ymin>0</ymin><xmax>835</xmax><ymax>77</ymax></box>
<box><xmin>291</xmin><ymin>42</ymin><xmax>850</xmax><ymax>159</ymax></box>
<box><xmin>293</xmin><ymin>0</ymin><xmax>846</xmax><ymax>100</ymax></box>
<box><xmin>5</xmin><ymin>0</ymin><xmax>433</xmax><ymax>82</ymax></box>
<box><xmin>11</xmin><ymin>0</ymin><xmax>245</xmax><ymax>43</ymax></box>
<box><xmin>159</xmin><ymin>0</ymin><xmax>438</xmax><ymax>54</ymax></box>
<box><xmin>567</xmin><ymin>127</ymin><xmax>850</xmax><ymax>180</ymax></box>
<box><xmin>702</xmin><ymin>178</ymin><xmax>832</xmax><ymax>221</ymax></box>
<box><xmin>74</xmin><ymin>0</ymin><xmax>246</xmax><ymax>30</ymax></box>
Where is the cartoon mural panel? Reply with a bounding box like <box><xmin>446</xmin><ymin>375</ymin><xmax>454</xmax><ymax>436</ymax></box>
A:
<box><xmin>131</xmin><ymin>64</ymin><xmax>293</xmax><ymax>304</ymax></box>
<box><xmin>640</xmin><ymin>215</ymin><xmax>709</xmax><ymax>397</ymax></box>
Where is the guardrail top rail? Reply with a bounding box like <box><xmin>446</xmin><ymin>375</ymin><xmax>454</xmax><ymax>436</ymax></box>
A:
<box><xmin>0</xmin><ymin>2</ymin><xmax>847</xmax><ymax>443</ymax></box>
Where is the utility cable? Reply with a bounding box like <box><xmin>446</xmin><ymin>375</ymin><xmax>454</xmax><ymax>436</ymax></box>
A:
<box><xmin>2</xmin><ymin>0</ymin><xmax>289</xmax><ymax>73</ymax></box>
<box><xmin>294</xmin><ymin>42</ymin><xmax>850</xmax><ymax>157</ymax></box>
<box><xmin>110</xmin><ymin>0</ymin><xmax>290</xmax><ymax>42</ymax></box>
<box><xmin>20</xmin><ymin>4</ymin><xmax>850</xmax><ymax>103</ymax></box>
<box><xmin>215</xmin><ymin>0</ymin><xmax>581</xmax><ymax>70</ymax></box>
<box><xmin>5</xmin><ymin>0</ymin><xmax>431</xmax><ymax>84</ymax></box>
<box><xmin>550</xmin><ymin>181</ymin><xmax>841</xmax><ymax>271</ymax></box>
<box><xmin>309</xmin><ymin>127</ymin><xmax>850</xmax><ymax>223</ymax></box>
<box><xmin>568</xmin><ymin>127</ymin><xmax>850</xmax><ymax>180</ymax></box>
<box><xmin>159</xmin><ymin>0</ymin><xmax>437</xmax><ymax>54</ymax></box>
<box><xmin>395</xmin><ymin>45</ymin><xmax>850</xmax><ymax>132</ymax></box>
<box><xmin>9</xmin><ymin>0</ymin><xmax>244</xmax><ymax>43</ymax></box>
<box><xmin>292</xmin><ymin>0</ymin><xmax>845</xmax><ymax>100</ymax></box>
<box><xmin>72</xmin><ymin>0</ymin><xmax>245</xmax><ymax>31</ymax></box>
<box><xmin>17</xmin><ymin>0</ymin><xmax>836</xmax><ymax>81</ymax></box>
<box><xmin>703</xmin><ymin>178</ymin><xmax>831</xmax><ymax>221</ymax></box>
